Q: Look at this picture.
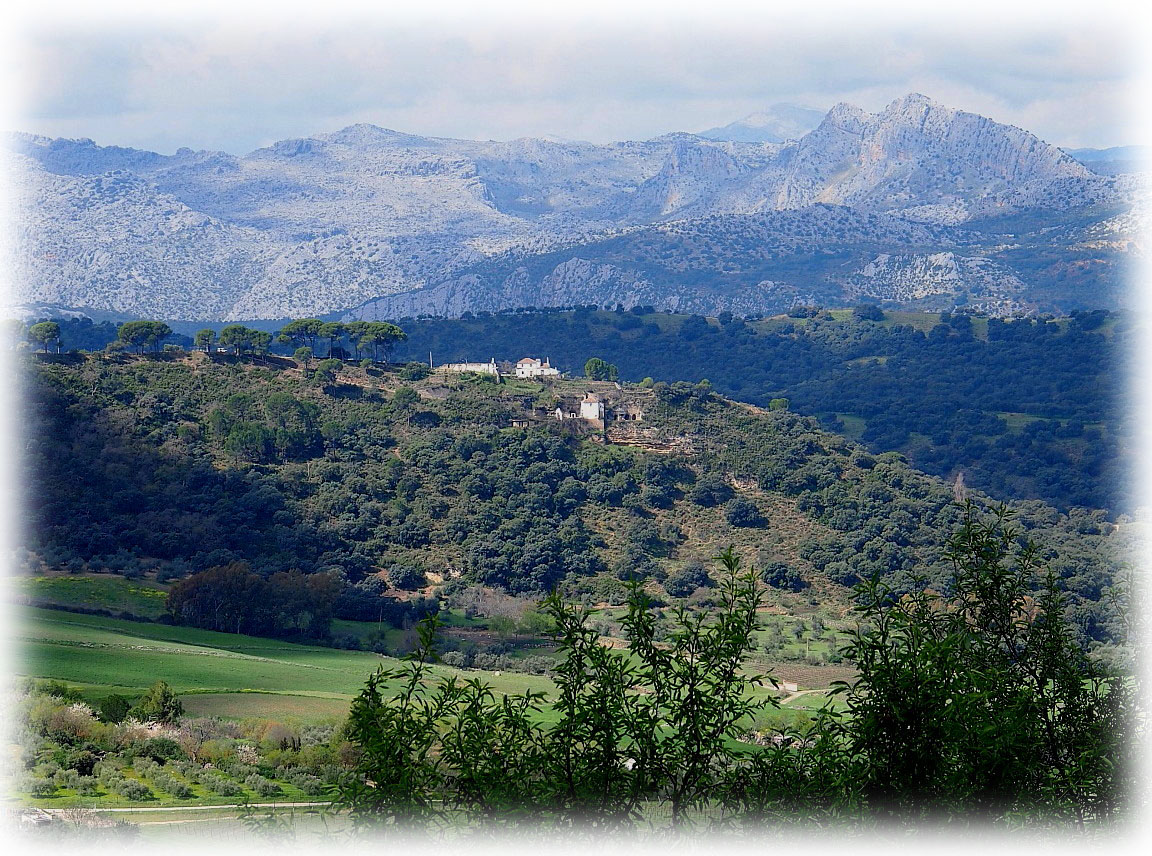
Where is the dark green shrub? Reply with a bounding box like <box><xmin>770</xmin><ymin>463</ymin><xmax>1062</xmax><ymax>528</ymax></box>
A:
<box><xmin>663</xmin><ymin>562</ymin><xmax>714</xmax><ymax>597</ymax></box>
<box><xmin>28</xmin><ymin>777</ymin><xmax>55</xmax><ymax>797</ymax></box>
<box><xmin>244</xmin><ymin>774</ymin><xmax>282</xmax><ymax>797</ymax></box>
<box><xmin>98</xmin><ymin>694</ymin><xmax>133</xmax><ymax>723</ymax></box>
<box><xmin>689</xmin><ymin>474</ymin><xmax>733</xmax><ymax>507</ymax></box>
<box><xmin>398</xmin><ymin>363</ymin><xmax>431</xmax><ymax>381</ymax></box>
<box><xmin>761</xmin><ymin>561</ymin><xmax>806</xmax><ymax>591</ymax></box>
<box><xmin>387</xmin><ymin>564</ymin><xmax>427</xmax><ymax>590</ymax></box>
<box><xmin>137</xmin><ymin>737</ymin><xmax>185</xmax><ymax>762</ymax></box>
<box><xmin>113</xmin><ymin>779</ymin><xmax>152</xmax><ymax>801</ymax></box>
<box><xmin>725</xmin><ymin>496</ymin><xmax>764</xmax><ymax>528</ymax></box>
<box><xmin>131</xmin><ymin>682</ymin><xmax>184</xmax><ymax>725</ymax></box>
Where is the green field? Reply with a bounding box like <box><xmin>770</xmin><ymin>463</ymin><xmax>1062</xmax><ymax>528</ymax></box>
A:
<box><xmin>327</xmin><ymin>617</ymin><xmax>409</xmax><ymax>647</ymax></box>
<box><xmin>826</xmin><ymin>308</ymin><xmax>937</xmax><ymax>331</ymax></box>
<box><xmin>16</xmin><ymin>607</ymin><xmax>557</xmax><ymax>723</ymax></box>
<box><xmin>180</xmin><ymin>692</ymin><xmax>354</xmax><ymax>722</ymax></box>
<box><xmin>996</xmin><ymin>411</ymin><xmax>1047</xmax><ymax>432</ymax></box>
<box><xmin>12</xmin><ymin>574</ymin><xmax>170</xmax><ymax>619</ymax></box>
<box><xmin>781</xmin><ymin>690</ymin><xmax>847</xmax><ymax>713</ymax></box>
<box><xmin>17</xmin><ymin>606</ymin><xmax>824</xmax><ymax>727</ymax></box>
<box><xmin>126</xmin><ymin>805</ymin><xmax>346</xmax><ymax>840</ymax></box>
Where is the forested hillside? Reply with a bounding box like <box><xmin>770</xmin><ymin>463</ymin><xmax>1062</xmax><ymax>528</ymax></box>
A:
<box><xmin>19</xmin><ymin>351</ymin><xmax>1129</xmax><ymax>648</ymax></box>
<box><xmin>391</xmin><ymin>306</ymin><xmax>1128</xmax><ymax>513</ymax></box>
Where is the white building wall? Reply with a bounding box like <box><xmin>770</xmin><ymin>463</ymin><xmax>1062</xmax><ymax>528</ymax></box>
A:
<box><xmin>580</xmin><ymin>399</ymin><xmax>605</xmax><ymax>420</ymax></box>
<box><xmin>442</xmin><ymin>359</ymin><xmax>499</xmax><ymax>375</ymax></box>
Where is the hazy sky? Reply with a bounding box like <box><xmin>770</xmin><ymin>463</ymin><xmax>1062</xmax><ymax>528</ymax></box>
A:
<box><xmin>2</xmin><ymin>2</ymin><xmax>1144</xmax><ymax>154</ymax></box>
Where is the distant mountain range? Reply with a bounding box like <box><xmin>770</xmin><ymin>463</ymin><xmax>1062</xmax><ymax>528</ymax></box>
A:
<box><xmin>697</xmin><ymin>104</ymin><xmax>826</xmax><ymax>143</ymax></box>
<box><xmin>1065</xmin><ymin>146</ymin><xmax>1150</xmax><ymax>176</ymax></box>
<box><xmin>4</xmin><ymin>93</ymin><xmax>1145</xmax><ymax>322</ymax></box>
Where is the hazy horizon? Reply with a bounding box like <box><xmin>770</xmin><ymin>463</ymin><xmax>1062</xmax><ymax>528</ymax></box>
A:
<box><xmin>10</xmin><ymin>94</ymin><xmax>1143</xmax><ymax>160</ymax></box>
<box><xmin>3</xmin><ymin>4</ymin><xmax>1141</xmax><ymax>156</ymax></box>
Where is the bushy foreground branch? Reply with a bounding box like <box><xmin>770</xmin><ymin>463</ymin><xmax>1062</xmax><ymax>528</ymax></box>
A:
<box><xmin>337</xmin><ymin>512</ymin><xmax>1133</xmax><ymax>831</ymax></box>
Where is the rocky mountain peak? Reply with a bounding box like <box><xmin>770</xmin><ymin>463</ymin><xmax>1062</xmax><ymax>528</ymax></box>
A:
<box><xmin>320</xmin><ymin>123</ymin><xmax>430</xmax><ymax>147</ymax></box>
<box><xmin>883</xmin><ymin>92</ymin><xmax>940</xmax><ymax>113</ymax></box>
<box><xmin>816</xmin><ymin>102</ymin><xmax>870</xmax><ymax>137</ymax></box>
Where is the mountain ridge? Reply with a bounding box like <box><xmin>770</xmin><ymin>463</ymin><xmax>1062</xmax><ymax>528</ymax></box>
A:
<box><xmin>6</xmin><ymin>94</ymin><xmax>1141</xmax><ymax>321</ymax></box>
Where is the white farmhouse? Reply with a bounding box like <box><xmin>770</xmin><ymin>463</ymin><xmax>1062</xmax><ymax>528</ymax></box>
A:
<box><xmin>580</xmin><ymin>392</ymin><xmax>605</xmax><ymax>421</ymax></box>
<box><xmin>514</xmin><ymin>357</ymin><xmax>560</xmax><ymax>379</ymax></box>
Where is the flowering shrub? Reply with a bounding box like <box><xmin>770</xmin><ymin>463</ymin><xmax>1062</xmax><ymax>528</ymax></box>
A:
<box><xmin>236</xmin><ymin>743</ymin><xmax>260</xmax><ymax>765</ymax></box>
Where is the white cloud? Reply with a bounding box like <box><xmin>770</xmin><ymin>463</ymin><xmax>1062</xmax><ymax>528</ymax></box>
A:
<box><xmin>4</xmin><ymin>4</ymin><xmax>1142</xmax><ymax>152</ymax></box>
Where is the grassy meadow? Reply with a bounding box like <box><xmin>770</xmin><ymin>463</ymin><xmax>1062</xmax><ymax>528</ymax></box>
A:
<box><xmin>15</xmin><ymin>604</ymin><xmax>840</xmax><ymax>728</ymax></box>
<box><xmin>16</xmin><ymin>607</ymin><xmax>558</xmax><ymax>724</ymax></box>
<box><xmin>13</xmin><ymin>574</ymin><xmax>171</xmax><ymax>619</ymax></box>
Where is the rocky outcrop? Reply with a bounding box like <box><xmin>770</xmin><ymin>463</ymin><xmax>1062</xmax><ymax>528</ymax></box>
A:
<box><xmin>840</xmin><ymin>252</ymin><xmax>1028</xmax><ymax>308</ymax></box>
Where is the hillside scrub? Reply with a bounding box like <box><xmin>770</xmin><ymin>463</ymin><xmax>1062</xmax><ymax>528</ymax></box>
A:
<box><xmin>18</xmin><ymin>353</ymin><xmax>1129</xmax><ymax>649</ymax></box>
